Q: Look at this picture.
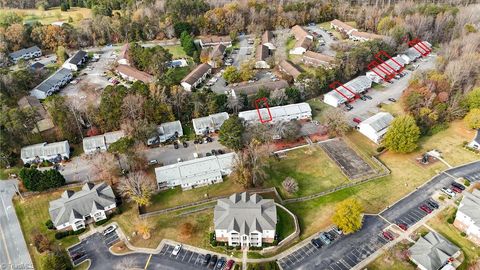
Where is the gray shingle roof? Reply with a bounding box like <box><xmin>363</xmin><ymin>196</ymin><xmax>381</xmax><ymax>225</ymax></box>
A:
<box><xmin>34</xmin><ymin>68</ymin><xmax>72</xmax><ymax>93</ymax></box>
<box><xmin>21</xmin><ymin>141</ymin><xmax>69</xmax><ymax>160</ymax></box>
<box><xmin>49</xmin><ymin>182</ymin><xmax>116</xmax><ymax>227</ymax></box>
<box><xmin>360</xmin><ymin>112</ymin><xmax>394</xmax><ymax>132</ymax></box>
<box><xmin>458</xmin><ymin>189</ymin><xmax>480</xmax><ymax>225</ymax></box>
<box><xmin>67</xmin><ymin>50</ymin><xmax>87</xmax><ymax>65</ymax></box>
<box><xmin>408</xmin><ymin>231</ymin><xmax>460</xmax><ymax>270</ymax></box>
<box><xmin>192</xmin><ymin>112</ymin><xmax>229</xmax><ymax>132</ymax></box>
<box><xmin>214</xmin><ymin>192</ymin><xmax>277</xmax><ymax>235</ymax></box>
<box><xmin>9</xmin><ymin>46</ymin><xmax>41</xmax><ymax>59</ymax></box>
<box><xmin>182</xmin><ymin>63</ymin><xmax>211</xmax><ymax>85</ymax></box>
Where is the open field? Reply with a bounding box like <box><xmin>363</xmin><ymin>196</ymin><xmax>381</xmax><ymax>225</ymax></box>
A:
<box><xmin>146</xmin><ymin>178</ymin><xmax>244</xmax><ymax>212</ymax></box>
<box><xmin>264</xmin><ymin>147</ymin><xmax>349</xmax><ymax>199</ymax></box>
<box><xmin>380</xmin><ymin>101</ymin><xmax>404</xmax><ymax>116</ymax></box>
<box><xmin>427</xmin><ymin>206</ymin><xmax>480</xmax><ymax>270</ymax></box>
<box><xmin>14</xmin><ymin>187</ymin><xmax>85</xmax><ymax>269</ymax></box>
<box><xmin>307</xmin><ymin>98</ymin><xmax>332</xmax><ymax>122</ymax></box>
<box><xmin>276</xmin><ymin>206</ymin><xmax>296</xmax><ymax>241</ymax></box>
<box><xmin>164</xmin><ymin>45</ymin><xmax>189</xmax><ymax>59</ymax></box>
<box><xmin>367</xmin><ymin>240</ymin><xmax>415</xmax><ymax>270</ymax></box>
<box><xmin>1</xmin><ymin>7</ymin><xmax>92</xmax><ymax>26</ymax></box>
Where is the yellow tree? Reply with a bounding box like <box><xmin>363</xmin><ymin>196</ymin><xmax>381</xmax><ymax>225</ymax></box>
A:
<box><xmin>332</xmin><ymin>198</ymin><xmax>364</xmax><ymax>234</ymax></box>
<box><xmin>135</xmin><ymin>220</ymin><xmax>153</xmax><ymax>240</ymax></box>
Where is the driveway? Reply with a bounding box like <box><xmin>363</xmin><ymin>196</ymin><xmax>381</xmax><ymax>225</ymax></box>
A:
<box><xmin>277</xmin><ymin>161</ymin><xmax>480</xmax><ymax>270</ymax></box>
<box><xmin>232</xmin><ymin>34</ymin><xmax>253</xmax><ymax>67</ymax></box>
<box><xmin>346</xmin><ymin>55</ymin><xmax>436</xmax><ymax>123</ymax></box>
<box><xmin>0</xmin><ymin>180</ymin><xmax>34</xmax><ymax>269</ymax></box>
<box><xmin>304</xmin><ymin>24</ymin><xmax>337</xmax><ymax>56</ymax></box>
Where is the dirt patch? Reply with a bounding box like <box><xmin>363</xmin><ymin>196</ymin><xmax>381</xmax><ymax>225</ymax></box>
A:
<box><xmin>319</xmin><ymin>139</ymin><xmax>376</xmax><ymax>180</ymax></box>
<box><xmin>110</xmin><ymin>241</ymin><xmax>132</xmax><ymax>254</ymax></box>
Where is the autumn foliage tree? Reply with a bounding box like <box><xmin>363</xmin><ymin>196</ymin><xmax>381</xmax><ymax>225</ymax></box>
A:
<box><xmin>332</xmin><ymin>198</ymin><xmax>364</xmax><ymax>234</ymax></box>
<box><xmin>383</xmin><ymin>115</ymin><xmax>421</xmax><ymax>153</ymax></box>
<box><xmin>118</xmin><ymin>171</ymin><xmax>156</xmax><ymax>207</ymax></box>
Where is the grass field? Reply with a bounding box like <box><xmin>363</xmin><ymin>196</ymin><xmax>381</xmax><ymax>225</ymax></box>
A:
<box><xmin>276</xmin><ymin>206</ymin><xmax>296</xmax><ymax>241</ymax></box>
<box><xmin>164</xmin><ymin>45</ymin><xmax>189</xmax><ymax>59</ymax></box>
<box><xmin>380</xmin><ymin>102</ymin><xmax>404</xmax><ymax>116</ymax></box>
<box><xmin>146</xmin><ymin>178</ymin><xmax>244</xmax><ymax>212</ymax></box>
<box><xmin>427</xmin><ymin>206</ymin><xmax>480</xmax><ymax>270</ymax></box>
<box><xmin>307</xmin><ymin>98</ymin><xmax>332</xmax><ymax>122</ymax></box>
<box><xmin>2</xmin><ymin>7</ymin><xmax>92</xmax><ymax>26</ymax></box>
<box><xmin>367</xmin><ymin>240</ymin><xmax>415</xmax><ymax>270</ymax></box>
<box><xmin>165</xmin><ymin>66</ymin><xmax>192</xmax><ymax>85</ymax></box>
<box><xmin>264</xmin><ymin>147</ymin><xmax>349</xmax><ymax>199</ymax></box>
<box><xmin>14</xmin><ymin>187</ymin><xmax>85</xmax><ymax>269</ymax></box>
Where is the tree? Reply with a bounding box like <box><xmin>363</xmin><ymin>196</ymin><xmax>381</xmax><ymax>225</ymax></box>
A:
<box><xmin>239</xmin><ymin>60</ymin><xmax>254</xmax><ymax>81</ymax></box>
<box><xmin>108</xmin><ymin>137</ymin><xmax>135</xmax><ymax>154</ymax></box>
<box><xmin>274</xmin><ymin>120</ymin><xmax>301</xmax><ymax>142</ymax></box>
<box><xmin>232</xmin><ymin>139</ymin><xmax>268</xmax><ymax>187</ymax></box>
<box><xmin>41</xmin><ymin>247</ymin><xmax>72</xmax><ymax>270</ymax></box>
<box><xmin>219</xmin><ymin>116</ymin><xmax>245</xmax><ymax>150</ymax></box>
<box><xmin>135</xmin><ymin>220</ymin><xmax>153</xmax><ymax>240</ymax></box>
<box><xmin>118</xmin><ymin>171</ymin><xmax>156</xmax><ymax>207</ymax></box>
<box><xmin>32</xmin><ymin>229</ymin><xmax>51</xmax><ymax>253</ymax></box>
<box><xmin>56</xmin><ymin>46</ymin><xmax>69</xmax><ymax>65</ymax></box>
<box><xmin>19</xmin><ymin>168</ymin><xmax>66</xmax><ymax>191</ymax></box>
<box><xmin>323</xmin><ymin>108</ymin><xmax>350</xmax><ymax>137</ymax></box>
<box><xmin>383</xmin><ymin>115</ymin><xmax>421</xmax><ymax>153</ymax></box>
<box><xmin>282</xmin><ymin>177</ymin><xmax>299</xmax><ymax>194</ymax></box>
<box><xmin>464</xmin><ymin>108</ymin><xmax>480</xmax><ymax>129</ymax></box>
<box><xmin>223</xmin><ymin>66</ymin><xmax>240</xmax><ymax>83</ymax></box>
<box><xmin>466</xmin><ymin>88</ymin><xmax>480</xmax><ymax>109</ymax></box>
<box><xmin>332</xmin><ymin>198</ymin><xmax>364</xmax><ymax>234</ymax></box>
<box><xmin>180</xmin><ymin>31</ymin><xmax>196</xmax><ymax>56</ymax></box>
<box><xmin>44</xmin><ymin>95</ymin><xmax>81</xmax><ymax>143</ymax></box>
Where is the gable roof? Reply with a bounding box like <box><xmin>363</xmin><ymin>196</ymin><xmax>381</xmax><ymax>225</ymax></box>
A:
<box><xmin>409</xmin><ymin>231</ymin><xmax>460</xmax><ymax>270</ymax></box>
<box><xmin>209</xmin><ymin>44</ymin><xmax>227</xmax><ymax>59</ymax></box>
<box><xmin>49</xmin><ymin>182</ymin><xmax>116</xmax><ymax>227</ymax></box>
<box><xmin>116</xmin><ymin>65</ymin><xmax>154</xmax><ymax>83</ymax></box>
<box><xmin>214</xmin><ymin>192</ymin><xmax>277</xmax><ymax>235</ymax></box>
<box><xmin>331</xmin><ymin>19</ymin><xmax>356</xmax><ymax>32</ymax></box>
<box><xmin>239</xmin><ymin>102</ymin><xmax>312</xmax><ymax>123</ymax></box>
<box><xmin>294</xmin><ymin>36</ymin><xmax>312</xmax><ymax>49</ymax></box>
<box><xmin>303</xmin><ymin>51</ymin><xmax>335</xmax><ymax>65</ymax></box>
<box><xmin>458</xmin><ymin>189</ymin><xmax>480</xmax><ymax>225</ymax></box>
<box><xmin>256</xmin><ymin>45</ymin><xmax>269</xmax><ymax>62</ymax></box>
<box><xmin>9</xmin><ymin>46</ymin><xmax>41</xmax><ymax>59</ymax></box>
<box><xmin>118</xmin><ymin>43</ymin><xmax>130</xmax><ymax>62</ymax></box>
<box><xmin>21</xmin><ymin>141</ymin><xmax>69</xmax><ymax>160</ymax></box>
<box><xmin>359</xmin><ymin>112</ymin><xmax>394</xmax><ymax>133</ymax></box>
<box><xmin>279</xmin><ymin>60</ymin><xmax>302</xmax><ymax>79</ymax></box>
<box><xmin>182</xmin><ymin>63</ymin><xmax>211</xmax><ymax>85</ymax></box>
<box><xmin>262</xmin><ymin>31</ymin><xmax>274</xmax><ymax>44</ymax></box>
<box><xmin>66</xmin><ymin>50</ymin><xmax>87</xmax><ymax>65</ymax></box>
<box><xmin>291</xmin><ymin>25</ymin><xmax>310</xmax><ymax>40</ymax></box>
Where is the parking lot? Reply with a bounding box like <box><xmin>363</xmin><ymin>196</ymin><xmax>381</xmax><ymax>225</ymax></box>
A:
<box><xmin>319</xmin><ymin>139</ymin><xmax>376</xmax><ymax>179</ymax></box>
<box><xmin>231</xmin><ymin>34</ymin><xmax>254</xmax><ymax>67</ymax></box>
<box><xmin>68</xmin><ymin>230</ymin><xmax>121</xmax><ymax>266</ymax></box>
<box><xmin>304</xmin><ymin>24</ymin><xmax>337</xmax><ymax>56</ymax></box>
<box><xmin>149</xmin><ymin>244</ymin><xmax>210</xmax><ymax>269</ymax></box>
<box><xmin>277</xmin><ymin>215</ymin><xmax>389</xmax><ymax>270</ymax></box>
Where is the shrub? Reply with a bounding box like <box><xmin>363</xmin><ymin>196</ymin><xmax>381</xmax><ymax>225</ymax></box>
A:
<box><xmin>95</xmin><ymin>219</ymin><xmax>109</xmax><ymax>226</ymax></box>
<box><xmin>19</xmin><ymin>167</ymin><xmax>66</xmax><ymax>191</ymax></box>
<box><xmin>464</xmin><ymin>179</ymin><xmax>471</xmax><ymax>186</ymax></box>
<box><xmin>55</xmin><ymin>228</ymin><xmax>86</xmax><ymax>239</ymax></box>
<box><xmin>438</xmin><ymin>195</ymin><xmax>445</xmax><ymax>201</ymax></box>
<box><xmin>376</xmin><ymin>146</ymin><xmax>386</xmax><ymax>152</ymax></box>
<box><xmin>33</xmin><ymin>230</ymin><xmax>51</xmax><ymax>253</ymax></box>
<box><xmin>45</xmin><ymin>220</ymin><xmax>54</xmax><ymax>230</ymax></box>
<box><xmin>282</xmin><ymin>177</ymin><xmax>299</xmax><ymax>194</ymax></box>
<box><xmin>447</xmin><ymin>217</ymin><xmax>454</xmax><ymax>224</ymax></box>
<box><xmin>460</xmin><ymin>232</ymin><xmax>467</xmax><ymax>237</ymax></box>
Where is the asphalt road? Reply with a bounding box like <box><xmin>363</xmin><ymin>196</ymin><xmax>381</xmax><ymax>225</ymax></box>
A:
<box><xmin>0</xmin><ymin>180</ymin><xmax>34</xmax><ymax>270</ymax></box>
<box><xmin>278</xmin><ymin>161</ymin><xmax>480</xmax><ymax>270</ymax></box>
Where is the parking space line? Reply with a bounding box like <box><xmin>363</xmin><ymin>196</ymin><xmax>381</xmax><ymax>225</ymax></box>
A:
<box><xmin>343</xmin><ymin>256</ymin><xmax>356</xmax><ymax>267</ymax></box>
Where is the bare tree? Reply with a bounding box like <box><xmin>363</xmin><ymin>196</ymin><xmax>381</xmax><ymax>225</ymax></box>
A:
<box><xmin>282</xmin><ymin>177</ymin><xmax>299</xmax><ymax>194</ymax></box>
<box><xmin>91</xmin><ymin>152</ymin><xmax>120</xmax><ymax>184</ymax></box>
<box><xmin>323</xmin><ymin>108</ymin><xmax>350</xmax><ymax>137</ymax></box>
<box><xmin>122</xmin><ymin>94</ymin><xmax>146</xmax><ymax>121</ymax></box>
<box><xmin>115</xmin><ymin>257</ymin><xmax>139</xmax><ymax>270</ymax></box>
<box><xmin>118</xmin><ymin>171</ymin><xmax>156</xmax><ymax>207</ymax></box>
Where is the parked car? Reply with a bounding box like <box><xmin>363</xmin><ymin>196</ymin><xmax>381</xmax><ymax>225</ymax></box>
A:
<box><xmin>360</xmin><ymin>95</ymin><xmax>367</xmax><ymax>101</ymax></box>
<box><xmin>419</xmin><ymin>204</ymin><xmax>432</xmax><ymax>214</ymax></box>
<box><xmin>102</xmin><ymin>224</ymin><xmax>117</xmax><ymax>236</ymax></box>
<box><xmin>388</xmin><ymin>98</ymin><xmax>397</xmax><ymax>102</ymax></box>
<box><xmin>209</xmin><ymin>255</ymin><xmax>218</xmax><ymax>269</ymax></box>
<box><xmin>206</xmin><ymin>137</ymin><xmax>213</xmax><ymax>142</ymax></box>
<box><xmin>451</xmin><ymin>186</ymin><xmax>462</xmax><ymax>193</ymax></box>
<box><xmin>364</xmin><ymin>95</ymin><xmax>372</xmax><ymax>100</ymax></box>
<box><xmin>332</xmin><ymin>226</ymin><xmax>343</xmax><ymax>235</ymax></box>
<box><xmin>173</xmin><ymin>141</ymin><xmax>179</xmax><ymax>149</ymax></box>
<box><xmin>319</xmin><ymin>232</ymin><xmax>331</xmax><ymax>245</ymax></box>
<box><xmin>311</xmin><ymin>238</ymin><xmax>322</xmax><ymax>249</ymax></box>
<box><xmin>182</xmin><ymin>141</ymin><xmax>188</xmax><ymax>148</ymax></box>
<box><xmin>172</xmin><ymin>244</ymin><xmax>182</xmax><ymax>256</ymax></box>
<box><xmin>224</xmin><ymin>260</ymin><xmax>235</xmax><ymax>270</ymax></box>
<box><xmin>441</xmin><ymin>187</ymin><xmax>455</xmax><ymax>197</ymax></box>
<box><xmin>211</xmin><ymin>149</ymin><xmax>218</xmax><ymax>155</ymax></box>
<box><xmin>206</xmin><ymin>152</ymin><xmax>212</xmax><ymax>156</ymax></box>
<box><xmin>427</xmin><ymin>200</ymin><xmax>439</xmax><ymax>209</ymax></box>
<box><xmin>148</xmin><ymin>159</ymin><xmax>158</xmax><ymax>166</ymax></box>
<box><xmin>451</xmin><ymin>182</ymin><xmax>466</xmax><ymax>190</ymax></box>
<box><xmin>345</xmin><ymin>104</ymin><xmax>353</xmax><ymax>111</ymax></box>
<box><xmin>218</xmin><ymin>149</ymin><xmax>225</xmax><ymax>155</ymax></box>
<box><xmin>383</xmin><ymin>231</ymin><xmax>394</xmax><ymax>241</ymax></box>
<box><xmin>353</xmin><ymin>118</ymin><xmax>362</xmax><ymax>124</ymax></box>
<box><xmin>203</xmin><ymin>254</ymin><xmax>211</xmax><ymax>266</ymax></box>
<box><xmin>397</xmin><ymin>223</ymin><xmax>408</xmax><ymax>231</ymax></box>
<box><xmin>325</xmin><ymin>231</ymin><xmax>336</xmax><ymax>241</ymax></box>
<box><xmin>71</xmin><ymin>253</ymin><xmax>84</xmax><ymax>260</ymax></box>
<box><xmin>215</xmin><ymin>257</ymin><xmax>226</xmax><ymax>270</ymax></box>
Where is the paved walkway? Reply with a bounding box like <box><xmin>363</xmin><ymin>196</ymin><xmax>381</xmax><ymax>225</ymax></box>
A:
<box><xmin>242</xmin><ymin>248</ymin><xmax>248</xmax><ymax>270</ymax></box>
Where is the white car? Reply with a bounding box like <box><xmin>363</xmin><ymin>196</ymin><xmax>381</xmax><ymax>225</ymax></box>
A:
<box><xmin>172</xmin><ymin>244</ymin><xmax>182</xmax><ymax>256</ymax></box>
<box><xmin>441</xmin><ymin>187</ymin><xmax>455</xmax><ymax>197</ymax></box>
<box><xmin>148</xmin><ymin>159</ymin><xmax>158</xmax><ymax>165</ymax></box>
<box><xmin>103</xmin><ymin>224</ymin><xmax>117</xmax><ymax>236</ymax></box>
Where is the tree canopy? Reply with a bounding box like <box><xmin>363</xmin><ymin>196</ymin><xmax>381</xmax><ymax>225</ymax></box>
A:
<box><xmin>19</xmin><ymin>168</ymin><xmax>66</xmax><ymax>191</ymax></box>
<box><xmin>383</xmin><ymin>115</ymin><xmax>421</xmax><ymax>153</ymax></box>
<box><xmin>332</xmin><ymin>198</ymin><xmax>364</xmax><ymax>234</ymax></box>
<box><xmin>219</xmin><ymin>116</ymin><xmax>245</xmax><ymax>150</ymax></box>
<box><xmin>464</xmin><ymin>108</ymin><xmax>480</xmax><ymax>129</ymax></box>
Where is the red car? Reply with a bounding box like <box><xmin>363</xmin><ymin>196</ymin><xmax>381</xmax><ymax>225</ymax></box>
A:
<box><xmin>383</xmin><ymin>231</ymin><xmax>394</xmax><ymax>241</ymax></box>
<box><xmin>397</xmin><ymin>223</ymin><xmax>408</xmax><ymax>231</ymax></box>
<box><xmin>224</xmin><ymin>260</ymin><xmax>235</xmax><ymax>270</ymax></box>
<box><xmin>353</xmin><ymin>118</ymin><xmax>362</xmax><ymax>124</ymax></box>
<box><xmin>451</xmin><ymin>186</ymin><xmax>462</xmax><ymax>193</ymax></box>
<box><xmin>419</xmin><ymin>205</ymin><xmax>432</xmax><ymax>214</ymax></box>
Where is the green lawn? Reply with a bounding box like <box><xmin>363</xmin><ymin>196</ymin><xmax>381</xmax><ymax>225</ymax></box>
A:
<box><xmin>164</xmin><ymin>45</ymin><xmax>189</xmax><ymax>59</ymax></box>
<box><xmin>427</xmin><ymin>206</ymin><xmax>480</xmax><ymax>270</ymax></box>
<box><xmin>146</xmin><ymin>178</ymin><xmax>244</xmax><ymax>212</ymax></box>
<box><xmin>307</xmin><ymin>98</ymin><xmax>333</xmax><ymax>122</ymax></box>
<box><xmin>2</xmin><ymin>7</ymin><xmax>92</xmax><ymax>26</ymax></box>
<box><xmin>367</xmin><ymin>240</ymin><xmax>415</xmax><ymax>270</ymax></box>
<box><xmin>380</xmin><ymin>102</ymin><xmax>404</xmax><ymax>117</ymax></box>
<box><xmin>276</xmin><ymin>206</ymin><xmax>296</xmax><ymax>242</ymax></box>
<box><xmin>264</xmin><ymin>147</ymin><xmax>349</xmax><ymax>199</ymax></box>
<box><xmin>165</xmin><ymin>66</ymin><xmax>191</xmax><ymax>85</ymax></box>
<box><xmin>0</xmin><ymin>167</ymin><xmax>20</xmax><ymax>179</ymax></box>
<box><xmin>14</xmin><ymin>187</ymin><xmax>85</xmax><ymax>269</ymax></box>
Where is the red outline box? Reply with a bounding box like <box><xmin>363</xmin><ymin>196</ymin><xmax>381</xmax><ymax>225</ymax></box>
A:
<box><xmin>329</xmin><ymin>81</ymin><xmax>358</xmax><ymax>102</ymax></box>
<box><xmin>367</xmin><ymin>60</ymin><xmax>395</xmax><ymax>81</ymax></box>
<box><xmin>375</xmin><ymin>50</ymin><xmax>404</xmax><ymax>73</ymax></box>
<box><xmin>408</xmin><ymin>38</ymin><xmax>431</xmax><ymax>56</ymax></box>
<box><xmin>254</xmin><ymin>97</ymin><xmax>272</xmax><ymax>124</ymax></box>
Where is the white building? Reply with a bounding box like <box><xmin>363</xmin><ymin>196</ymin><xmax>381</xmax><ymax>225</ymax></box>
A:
<box><xmin>403</xmin><ymin>41</ymin><xmax>432</xmax><ymax>62</ymax></box>
<box><xmin>147</xmin><ymin>121</ymin><xmax>184</xmax><ymax>145</ymax></box>
<box><xmin>49</xmin><ymin>182</ymin><xmax>116</xmax><ymax>231</ymax></box>
<box><xmin>62</xmin><ymin>50</ymin><xmax>88</xmax><ymax>71</ymax></box>
<box><xmin>198</xmin><ymin>36</ymin><xmax>232</xmax><ymax>48</ymax></box>
<box><xmin>181</xmin><ymin>63</ymin><xmax>212</xmax><ymax>91</ymax></box>
<box><xmin>467</xmin><ymin>129</ymin><xmax>480</xmax><ymax>150</ymax></box>
<box><xmin>155</xmin><ymin>152</ymin><xmax>236</xmax><ymax>190</ymax></box>
<box><xmin>117</xmin><ymin>43</ymin><xmax>130</xmax><ymax>65</ymax></box>
<box><xmin>21</xmin><ymin>141</ymin><xmax>70</xmax><ymax>164</ymax></box>
<box><xmin>192</xmin><ymin>112</ymin><xmax>229</xmax><ymax>135</ymax></box>
<box><xmin>9</xmin><ymin>46</ymin><xmax>42</xmax><ymax>63</ymax></box>
<box><xmin>82</xmin><ymin>131</ymin><xmax>125</xmax><ymax>154</ymax></box>
<box><xmin>302</xmin><ymin>51</ymin><xmax>335</xmax><ymax>68</ymax></box>
<box><xmin>261</xmin><ymin>31</ymin><xmax>276</xmax><ymax>50</ymax></box>
<box><xmin>357</xmin><ymin>112</ymin><xmax>394</xmax><ymax>144</ymax></box>
<box><xmin>366</xmin><ymin>54</ymin><xmax>408</xmax><ymax>83</ymax></box>
<box><xmin>408</xmin><ymin>231</ymin><xmax>461</xmax><ymax>270</ymax></box>
<box><xmin>31</xmin><ymin>68</ymin><xmax>73</xmax><ymax>99</ymax></box>
<box><xmin>454</xmin><ymin>189</ymin><xmax>480</xmax><ymax>245</ymax></box>
<box><xmin>323</xmin><ymin>76</ymin><xmax>372</xmax><ymax>107</ymax></box>
<box><xmin>214</xmin><ymin>192</ymin><xmax>277</xmax><ymax>248</ymax></box>
<box><xmin>238</xmin><ymin>103</ymin><xmax>312</xmax><ymax>125</ymax></box>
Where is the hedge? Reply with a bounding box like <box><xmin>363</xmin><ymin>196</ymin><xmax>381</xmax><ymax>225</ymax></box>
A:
<box><xmin>55</xmin><ymin>228</ymin><xmax>86</xmax><ymax>240</ymax></box>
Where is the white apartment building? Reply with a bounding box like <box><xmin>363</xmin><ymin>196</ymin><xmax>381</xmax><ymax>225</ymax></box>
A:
<box><xmin>238</xmin><ymin>103</ymin><xmax>312</xmax><ymax>125</ymax></box>
<box><xmin>21</xmin><ymin>141</ymin><xmax>70</xmax><ymax>164</ymax></box>
<box><xmin>357</xmin><ymin>112</ymin><xmax>394</xmax><ymax>144</ymax></box>
<box><xmin>454</xmin><ymin>189</ymin><xmax>480</xmax><ymax>245</ymax></box>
